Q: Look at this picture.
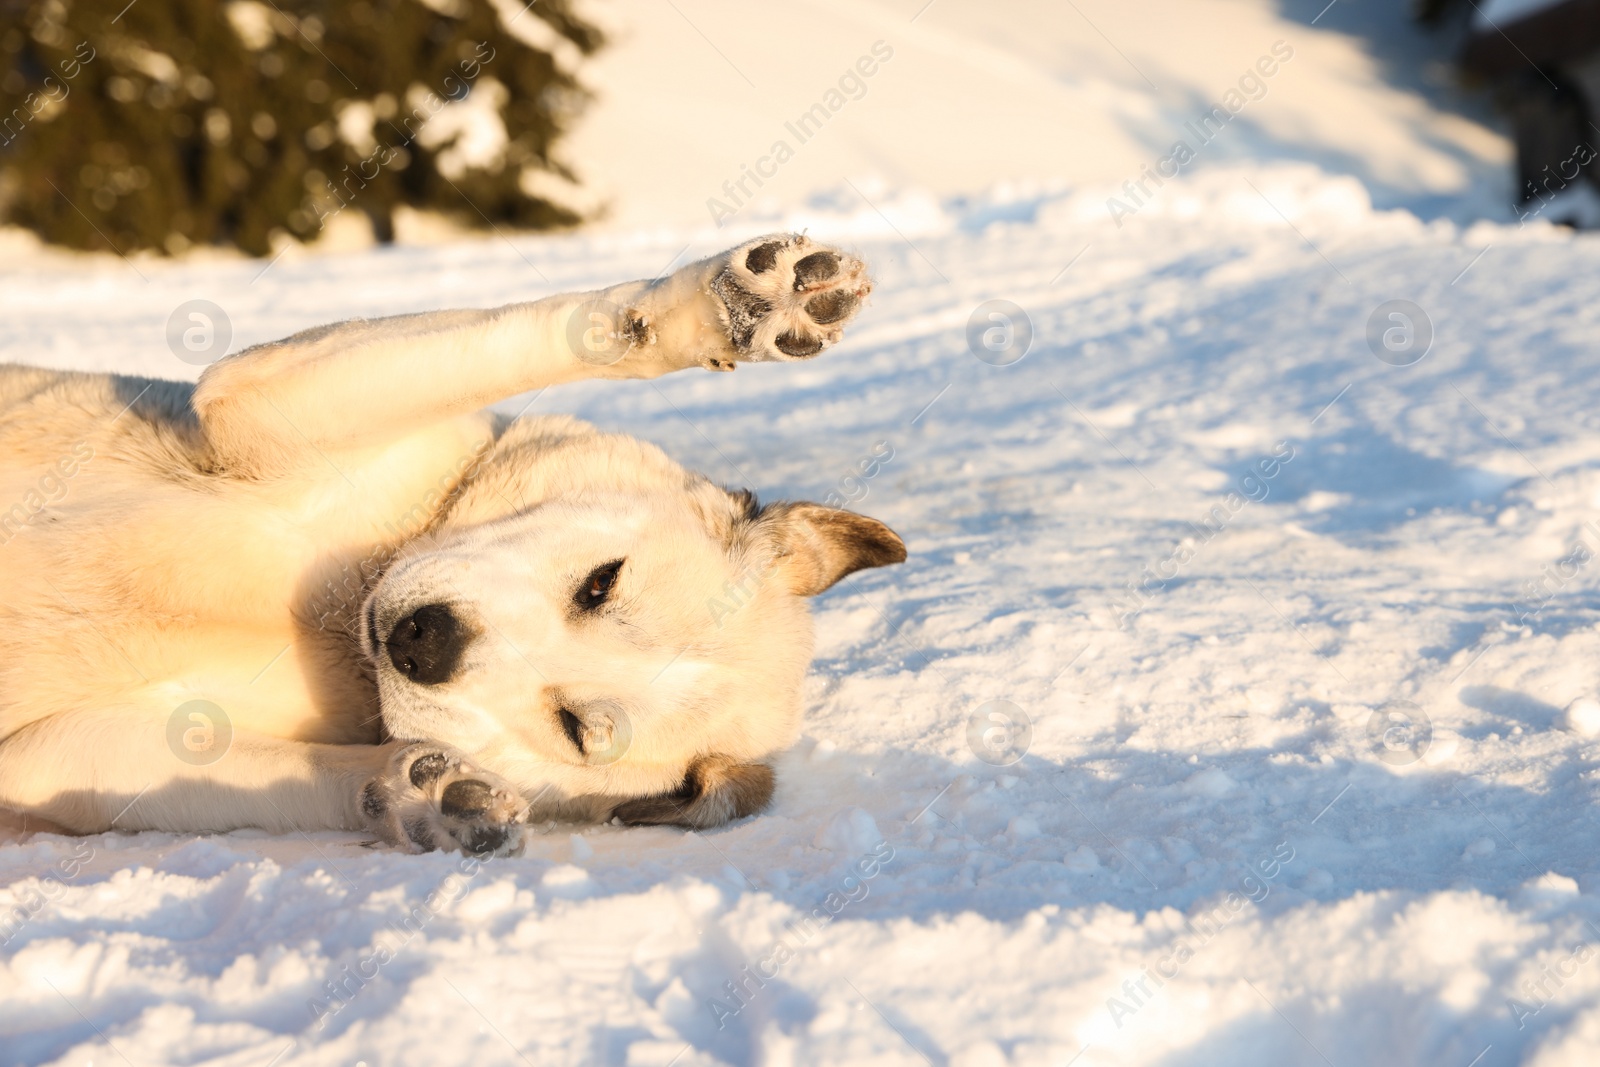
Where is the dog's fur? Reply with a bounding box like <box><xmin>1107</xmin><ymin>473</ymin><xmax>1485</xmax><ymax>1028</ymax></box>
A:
<box><xmin>0</xmin><ymin>234</ymin><xmax>904</xmax><ymax>854</ymax></box>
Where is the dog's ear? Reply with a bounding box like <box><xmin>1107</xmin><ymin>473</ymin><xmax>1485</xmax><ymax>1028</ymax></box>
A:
<box><xmin>613</xmin><ymin>755</ymin><xmax>775</xmax><ymax>828</ymax></box>
<box><xmin>755</xmin><ymin>501</ymin><xmax>907</xmax><ymax>597</ymax></box>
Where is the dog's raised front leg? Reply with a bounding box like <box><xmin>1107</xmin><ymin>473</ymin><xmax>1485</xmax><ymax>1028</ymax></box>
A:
<box><xmin>193</xmin><ymin>234</ymin><xmax>871</xmax><ymax>473</ymax></box>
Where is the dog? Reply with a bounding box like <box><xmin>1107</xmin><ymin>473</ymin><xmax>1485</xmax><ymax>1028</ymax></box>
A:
<box><xmin>0</xmin><ymin>234</ymin><xmax>905</xmax><ymax>855</ymax></box>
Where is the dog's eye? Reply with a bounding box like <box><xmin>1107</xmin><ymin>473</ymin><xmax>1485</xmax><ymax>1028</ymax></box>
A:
<box><xmin>574</xmin><ymin>559</ymin><xmax>624</xmax><ymax>610</ymax></box>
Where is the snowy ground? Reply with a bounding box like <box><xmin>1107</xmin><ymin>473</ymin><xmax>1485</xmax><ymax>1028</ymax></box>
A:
<box><xmin>8</xmin><ymin>1</ymin><xmax>1600</xmax><ymax>1066</ymax></box>
<box><xmin>7</xmin><ymin>165</ymin><xmax>1600</xmax><ymax>1067</ymax></box>
<box><xmin>560</xmin><ymin>0</ymin><xmax>1511</xmax><ymax>230</ymax></box>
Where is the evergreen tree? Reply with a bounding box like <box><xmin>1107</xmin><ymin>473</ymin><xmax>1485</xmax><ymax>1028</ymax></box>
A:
<box><xmin>0</xmin><ymin>0</ymin><xmax>602</xmax><ymax>255</ymax></box>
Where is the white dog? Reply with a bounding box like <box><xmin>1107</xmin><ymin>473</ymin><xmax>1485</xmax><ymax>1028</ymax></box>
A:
<box><xmin>0</xmin><ymin>234</ymin><xmax>904</xmax><ymax>855</ymax></box>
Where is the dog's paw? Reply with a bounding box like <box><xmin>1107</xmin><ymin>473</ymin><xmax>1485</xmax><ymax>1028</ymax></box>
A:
<box><xmin>361</xmin><ymin>743</ymin><xmax>529</xmax><ymax>856</ymax></box>
<box><xmin>710</xmin><ymin>234</ymin><xmax>871</xmax><ymax>362</ymax></box>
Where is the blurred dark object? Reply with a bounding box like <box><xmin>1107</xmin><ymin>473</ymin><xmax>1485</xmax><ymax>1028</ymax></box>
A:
<box><xmin>1412</xmin><ymin>0</ymin><xmax>1461</xmax><ymax>25</ymax></box>
<box><xmin>1419</xmin><ymin>0</ymin><xmax>1600</xmax><ymax>225</ymax></box>
<box><xmin>1499</xmin><ymin>67</ymin><xmax>1597</xmax><ymax>215</ymax></box>
<box><xmin>0</xmin><ymin>0</ymin><xmax>602</xmax><ymax>256</ymax></box>
<box><xmin>1458</xmin><ymin>0</ymin><xmax>1600</xmax><ymax>77</ymax></box>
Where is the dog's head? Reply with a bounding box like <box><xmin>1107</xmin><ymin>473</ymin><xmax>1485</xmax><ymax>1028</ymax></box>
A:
<box><xmin>360</xmin><ymin>420</ymin><xmax>904</xmax><ymax>829</ymax></box>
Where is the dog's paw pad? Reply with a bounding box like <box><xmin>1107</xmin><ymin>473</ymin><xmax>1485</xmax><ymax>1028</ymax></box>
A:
<box><xmin>360</xmin><ymin>781</ymin><xmax>388</xmax><ymax>820</ymax></box>
<box><xmin>409</xmin><ymin>752</ymin><xmax>449</xmax><ymax>788</ymax></box>
<box><xmin>440</xmin><ymin>779</ymin><xmax>495</xmax><ymax>818</ymax></box>
<box><xmin>711</xmin><ymin>234</ymin><xmax>871</xmax><ymax>362</ymax></box>
<box><xmin>791</xmin><ymin>251</ymin><xmax>840</xmax><ymax>290</ymax></box>
<box><xmin>364</xmin><ymin>743</ymin><xmax>529</xmax><ymax>856</ymax></box>
<box><xmin>804</xmin><ymin>289</ymin><xmax>858</xmax><ymax>325</ymax></box>
<box><xmin>745</xmin><ymin>241</ymin><xmax>784</xmax><ymax>274</ymax></box>
<box><xmin>711</xmin><ymin>278</ymin><xmax>773</xmax><ymax>352</ymax></box>
<box><xmin>625</xmin><ymin>310</ymin><xmax>655</xmax><ymax>347</ymax></box>
<box><xmin>775</xmin><ymin>332</ymin><xmax>824</xmax><ymax>358</ymax></box>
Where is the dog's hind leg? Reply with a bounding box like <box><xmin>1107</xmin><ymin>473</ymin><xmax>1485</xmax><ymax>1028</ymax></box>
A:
<box><xmin>191</xmin><ymin>235</ymin><xmax>871</xmax><ymax>475</ymax></box>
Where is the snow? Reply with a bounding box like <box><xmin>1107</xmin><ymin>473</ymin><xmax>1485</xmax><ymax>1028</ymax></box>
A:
<box><xmin>560</xmin><ymin>0</ymin><xmax>1511</xmax><ymax>232</ymax></box>
<box><xmin>1563</xmin><ymin>698</ymin><xmax>1600</xmax><ymax>737</ymax></box>
<box><xmin>1474</xmin><ymin>0</ymin><xmax>1565</xmax><ymax>29</ymax></box>
<box><xmin>8</xmin><ymin>161</ymin><xmax>1600</xmax><ymax>1066</ymax></box>
<box><xmin>7</xmin><ymin>2</ymin><xmax>1600</xmax><ymax>1065</ymax></box>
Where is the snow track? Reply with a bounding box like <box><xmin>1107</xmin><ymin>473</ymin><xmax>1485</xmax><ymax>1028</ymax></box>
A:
<box><xmin>5</xmin><ymin>166</ymin><xmax>1600</xmax><ymax>1065</ymax></box>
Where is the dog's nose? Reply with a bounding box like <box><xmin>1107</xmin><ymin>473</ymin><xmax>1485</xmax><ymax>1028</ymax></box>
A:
<box><xmin>386</xmin><ymin>603</ymin><xmax>468</xmax><ymax>685</ymax></box>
